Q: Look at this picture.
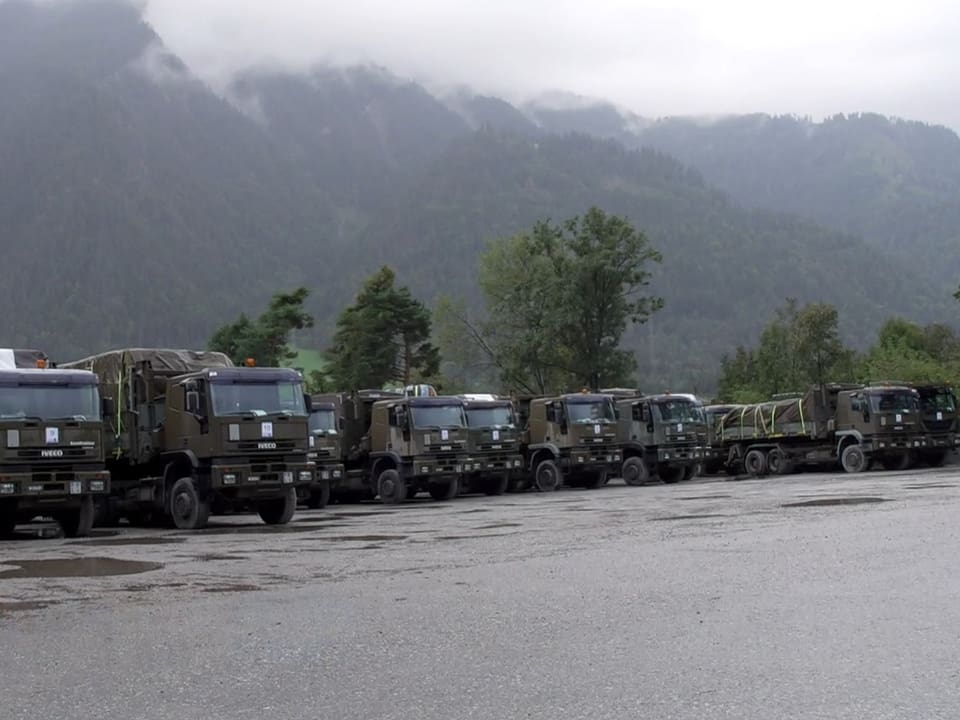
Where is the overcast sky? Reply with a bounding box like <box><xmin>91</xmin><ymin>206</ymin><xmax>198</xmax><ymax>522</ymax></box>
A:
<box><xmin>144</xmin><ymin>0</ymin><xmax>960</xmax><ymax>128</ymax></box>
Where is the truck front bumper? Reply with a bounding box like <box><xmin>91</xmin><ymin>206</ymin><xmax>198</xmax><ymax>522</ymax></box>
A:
<box><xmin>0</xmin><ymin>468</ymin><xmax>110</xmax><ymax>501</ymax></box>
<box><xmin>464</xmin><ymin>454</ymin><xmax>523</xmax><ymax>475</ymax></box>
<box><xmin>564</xmin><ymin>447</ymin><xmax>622</xmax><ymax>471</ymax></box>
<box><xmin>657</xmin><ymin>445</ymin><xmax>705</xmax><ymax>464</ymax></box>
<box><xmin>210</xmin><ymin>460</ymin><xmax>313</xmax><ymax>493</ymax></box>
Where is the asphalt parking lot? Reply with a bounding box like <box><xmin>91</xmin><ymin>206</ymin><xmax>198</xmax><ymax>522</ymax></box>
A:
<box><xmin>3</xmin><ymin>467</ymin><xmax>960</xmax><ymax>720</ymax></box>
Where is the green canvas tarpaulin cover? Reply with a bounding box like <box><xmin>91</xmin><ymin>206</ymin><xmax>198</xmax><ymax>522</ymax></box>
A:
<box><xmin>718</xmin><ymin>389</ymin><xmax>832</xmax><ymax>441</ymax></box>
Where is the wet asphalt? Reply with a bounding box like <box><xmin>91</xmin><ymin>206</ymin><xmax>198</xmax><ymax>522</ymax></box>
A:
<box><xmin>3</xmin><ymin>466</ymin><xmax>960</xmax><ymax>719</ymax></box>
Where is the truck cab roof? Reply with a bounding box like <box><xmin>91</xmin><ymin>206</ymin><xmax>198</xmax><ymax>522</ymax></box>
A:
<box><xmin>0</xmin><ymin>368</ymin><xmax>97</xmax><ymax>385</ymax></box>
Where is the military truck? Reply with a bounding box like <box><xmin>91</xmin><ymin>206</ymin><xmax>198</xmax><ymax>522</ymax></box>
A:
<box><xmin>338</xmin><ymin>390</ymin><xmax>469</xmax><ymax>503</ymax></box>
<box><xmin>459</xmin><ymin>394</ymin><xmax>523</xmax><ymax>495</ymax></box>
<box><xmin>717</xmin><ymin>383</ymin><xmax>926</xmax><ymax>476</ymax></box>
<box><xmin>613</xmin><ymin>392</ymin><xmax>707</xmax><ymax>485</ymax></box>
<box><xmin>0</xmin><ymin>349</ymin><xmax>110</xmax><ymax>538</ymax></box>
<box><xmin>702</xmin><ymin>403</ymin><xmax>742</xmax><ymax>474</ymax></box>
<box><xmin>514</xmin><ymin>393</ymin><xmax>621</xmax><ymax>491</ymax></box>
<box><xmin>62</xmin><ymin>349</ymin><xmax>313</xmax><ymax>529</ymax></box>
<box><xmin>902</xmin><ymin>383</ymin><xmax>957</xmax><ymax>467</ymax></box>
<box><xmin>302</xmin><ymin>393</ymin><xmax>344</xmax><ymax>508</ymax></box>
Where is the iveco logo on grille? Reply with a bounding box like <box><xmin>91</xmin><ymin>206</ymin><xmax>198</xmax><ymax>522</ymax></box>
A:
<box><xmin>41</xmin><ymin>449</ymin><xmax>64</xmax><ymax>458</ymax></box>
<box><xmin>257</xmin><ymin>442</ymin><xmax>278</xmax><ymax>450</ymax></box>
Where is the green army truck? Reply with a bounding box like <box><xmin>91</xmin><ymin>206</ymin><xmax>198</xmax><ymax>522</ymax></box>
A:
<box><xmin>0</xmin><ymin>349</ymin><xmax>110</xmax><ymax>538</ymax></box>
<box><xmin>459</xmin><ymin>394</ymin><xmax>523</xmax><ymax>496</ymax></box>
<box><xmin>514</xmin><ymin>393</ymin><xmax>621</xmax><ymax>491</ymax></box>
<box><xmin>718</xmin><ymin>383</ymin><xmax>926</xmax><ymax>476</ymax></box>
<box><xmin>62</xmin><ymin>349</ymin><xmax>313</xmax><ymax>529</ymax></box>
<box><xmin>301</xmin><ymin>393</ymin><xmax>344</xmax><ymax>508</ymax></box>
<box><xmin>909</xmin><ymin>383</ymin><xmax>957</xmax><ymax>467</ymax></box>
<box><xmin>339</xmin><ymin>390</ymin><xmax>469</xmax><ymax>503</ymax></box>
<box><xmin>703</xmin><ymin>403</ymin><xmax>742</xmax><ymax>474</ymax></box>
<box><xmin>612</xmin><ymin>392</ymin><xmax>707</xmax><ymax>486</ymax></box>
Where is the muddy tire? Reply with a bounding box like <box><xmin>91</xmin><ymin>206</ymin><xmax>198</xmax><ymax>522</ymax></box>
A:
<box><xmin>169</xmin><ymin>476</ymin><xmax>211</xmax><ymax>530</ymax></box>
<box><xmin>306</xmin><ymin>483</ymin><xmax>331</xmax><ymax>510</ymax></box>
<box><xmin>621</xmin><ymin>457</ymin><xmax>648</xmax><ymax>486</ymax></box>
<box><xmin>534</xmin><ymin>459</ymin><xmax>560</xmax><ymax>492</ymax></box>
<box><xmin>682</xmin><ymin>465</ymin><xmax>697</xmax><ymax>482</ymax></box>
<box><xmin>507</xmin><ymin>477</ymin><xmax>527</xmax><ymax>493</ymax></box>
<box><xmin>584</xmin><ymin>469</ymin><xmax>607</xmax><ymax>489</ymax></box>
<box><xmin>925</xmin><ymin>450</ymin><xmax>948</xmax><ymax>468</ymax></box>
<box><xmin>57</xmin><ymin>495</ymin><xmax>95</xmax><ymax>538</ymax></box>
<box><xmin>744</xmin><ymin>449</ymin><xmax>767</xmax><ymax>477</ymax></box>
<box><xmin>840</xmin><ymin>444</ymin><xmax>867</xmax><ymax>474</ymax></box>
<box><xmin>485</xmin><ymin>474</ymin><xmax>509</xmax><ymax>496</ymax></box>
<box><xmin>658</xmin><ymin>464</ymin><xmax>685</xmax><ymax>484</ymax></box>
<box><xmin>377</xmin><ymin>469</ymin><xmax>406</xmax><ymax>504</ymax></box>
<box><xmin>428</xmin><ymin>476</ymin><xmax>459</xmax><ymax>501</ymax></box>
<box><xmin>258</xmin><ymin>487</ymin><xmax>297</xmax><ymax>525</ymax></box>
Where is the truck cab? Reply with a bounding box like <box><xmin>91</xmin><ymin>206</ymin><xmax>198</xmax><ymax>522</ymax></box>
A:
<box><xmin>364</xmin><ymin>395</ymin><xmax>469</xmax><ymax>503</ymax></box>
<box><xmin>837</xmin><ymin>385</ymin><xmax>925</xmax><ymax>470</ymax></box>
<box><xmin>912</xmin><ymin>384</ymin><xmax>958</xmax><ymax>466</ymax></box>
<box><xmin>519</xmin><ymin>393</ymin><xmax>621</xmax><ymax>491</ymax></box>
<box><xmin>460</xmin><ymin>395</ymin><xmax>523</xmax><ymax>495</ymax></box>
<box><xmin>0</xmin><ymin>363</ymin><xmax>110</xmax><ymax>538</ymax></box>
<box><xmin>302</xmin><ymin>393</ymin><xmax>345</xmax><ymax>508</ymax></box>
<box><xmin>616</xmin><ymin>393</ymin><xmax>706</xmax><ymax>485</ymax></box>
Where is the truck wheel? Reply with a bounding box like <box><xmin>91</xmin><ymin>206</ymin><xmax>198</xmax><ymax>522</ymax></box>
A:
<box><xmin>507</xmin><ymin>477</ymin><xmax>527</xmax><ymax>493</ymax></box>
<box><xmin>94</xmin><ymin>497</ymin><xmax>121</xmax><ymax>528</ymax></box>
<box><xmin>169</xmin><ymin>476</ymin><xmax>211</xmax><ymax>530</ymax></box>
<box><xmin>925</xmin><ymin>450</ymin><xmax>948</xmax><ymax>467</ymax></box>
<box><xmin>766</xmin><ymin>449</ymin><xmax>791</xmax><ymax>476</ymax></box>
<box><xmin>659</xmin><ymin>465</ymin><xmax>685</xmax><ymax>484</ymax></box>
<box><xmin>534</xmin><ymin>459</ymin><xmax>560</xmax><ymax>492</ymax></box>
<box><xmin>57</xmin><ymin>495</ymin><xmax>95</xmax><ymax>538</ymax></box>
<box><xmin>0</xmin><ymin>502</ymin><xmax>17</xmax><ymax>538</ymax></box>
<box><xmin>258</xmin><ymin>488</ymin><xmax>297</xmax><ymax>525</ymax></box>
<box><xmin>428</xmin><ymin>477</ymin><xmax>459</xmax><ymax>501</ymax></box>
<box><xmin>485</xmin><ymin>474</ymin><xmax>509</xmax><ymax>496</ymax></box>
<box><xmin>306</xmin><ymin>483</ymin><xmax>331</xmax><ymax>510</ymax></box>
<box><xmin>377</xmin><ymin>469</ymin><xmax>406</xmax><ymax>504</ymax></box>
<box><xmin>405</xmin><ymin>484</ymin><xmax>419</xmax><ymax>500</ymax></box>
<box><xmin>744</xmin><ymin>450</ymin><xmax>767</xmax><ymax>477</ymax></box>
<box><xmin>682</xmin><ymin>465</ymin><xmax>697</xmax><ymax>481</ymax></box>
<box><xmin>840</xmin><ymin>444</ymin><xmax>866</xmax><ymax>474</ymax></box>
<box><xmin>882</xmin><ymin>452</ymin><xmax>912</xmax><ymax>472</ymax></box>
<box><xmin>584</xmin><ymin>469</ymin><xmax>607</xmax><ymax>489</ymax></box>
<box><xmin>621</xmin><ymin>457</ymin><xmax>648</xmax><ymax>486</ymax></box>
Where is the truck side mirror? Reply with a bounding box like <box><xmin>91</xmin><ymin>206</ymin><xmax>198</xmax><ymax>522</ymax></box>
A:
<box><xmin>102</xmin><ymin>397</ymin><xmax>116</xmax><ymax>418</ymax></box>
<box><xmin>186</xmin><ymin>390</ymin><xmax>201</xmax><ymax>416</ymax></box>
<box><xmin>303</xmin><ymin>394</ymin><xmax>312</xmax><ymax>412</ymax></box>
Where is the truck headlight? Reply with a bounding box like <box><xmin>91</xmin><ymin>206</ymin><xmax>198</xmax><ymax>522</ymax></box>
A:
<box><xmin>613</xmin><ymin>454</ymin><xmax>620</xmax><ymax>461</ymax></box>
<box><xmin>90</xmin><ymin>480</ymin><xmax>105</xmax><ymax>492</ymax></box>
<box><xmin>577</xmin><ymin>456</ymin><xmax>584</xmax><ymax>463</ymax></box>
<box><xmin>249</xmin><ymin>475</ymin><xmax>260</xmax><ymax>483</ymax></box>
<box><xmin>333</xmin><ymin>470</ymin><xmax>342</xmax><ymax>478</ymax></box>
<box><xmin>282</xmin><ymin>471</ymin><xmax>294</xmax><ymax>484</ymax></box>
<box><xmin>421</xmin><ymin>466</ymin><xmax>429</xmax><ymax>474</ymax></box>
<box><xmin>514</xmin><ymin>460</ymin><xmax>522</xmax><ymax>467</ymax></box>
<box><xmin>69</xmin><ymin>481</ymin><xmax>82</xmax><ymax>495</ymax></box>
<box><xmin>309</xmin><ymin>435</ymin><xmax>315</xmax><ymax>448</ymax></box>
<box><xmin>6</xmin><ymin>429</ymin><xmax>19</xmax><ymax>448</ymax></box>
<box><xmin>299</xmin><ymin>471</ymin><xmax>312</xmax><ymax>482</ymax></box>
<box><xmin>223</xmin><ymin>473</ymin><xmax>237</xmax><ymax>485</ymax></box>
<box><xmin>228</xmin><ymin>423</ymin><xmax>240</xmax><ymax>441</ymax></box>
<box><xmin>0</xmin><ymin>483</ymin><xmax>14</xmax><ymax>494</ymax></box>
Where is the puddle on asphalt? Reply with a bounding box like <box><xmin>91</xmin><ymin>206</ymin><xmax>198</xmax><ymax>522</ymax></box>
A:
<box><xmin>70</xmin><ymin>536</ymin><xmax>184</xmax><ymax>547</ymax></box>
<box><xmin>473</xmin><ymin>522</ymin><xmax>523</xmax><ymax>529</ymax></box>
<box><xmin>0</xmin><ymin>557</ymin><xmax>163</xmax><ymax>579</ymax></box>
<box><xmin>193</xmin><ymin>554</ymin><xmax>250</xmax><ymax>562</ymax></box>
<box><xmin>563</xmin><ymin>507</ymin><xmax>599</xmax><ymax>512</ymax></box>
<box><xmin>679</xmin><ymin>494</ymin><xmax>732</xmax><ymax>501</ymax></box>
<box><xmin>318</xmin><ymin>534</ymin><xmax>407</xmax><ymax>542</ymax></box>
<box><xmin>781</xmin><ymin>497</ymin><xmax>889</xmax><ymax>508</ymax></box>
<box><xmin>201</xmin><ymin>584</ymin><xmax>260</xmax><ymax>593</ymax></box>
<box><xmin>122</xmin><ymin>582</ymin><xmax>188</xmax><ymax>593</ymax></box>
<box><xmin>0</xmin><ymin>600</ymin><xmax>60</xmax><ymax>614</ymax></box>
<box><xmin>904</xmin><ymin>483</ymin><xmax>957</xmax><ymax>490</ymax></box>
<box><xmin>435</xmin><ymin>532</ymin><xmax>521</xmax><ymax>540</ymax></box>
<box><xmin>459</xmin><ymin>508</ymin><xmax>491</xmax><ymax>514</ymax></box>
<box><xmin>331</xmin><ymin>511</ymin><xmax>399</xmax><ymax>518</ymax></box>
<box><xmin>651</xmin><ymin>514</ymin><xmax>729</xmax><ymax>521</ymax></box>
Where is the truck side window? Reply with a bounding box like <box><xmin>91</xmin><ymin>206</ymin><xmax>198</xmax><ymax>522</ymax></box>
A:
<box><xmin>546</xmin><ymin>405</ymin><xmax>557</xmax><ymax>423</ymax></box>
<box><xmin>850</xmin><ymin>396</ymin><xmax>861</xmax><ymax>412</ymax></box>
<box><xmin>632</xmin><ymin>405</ymin><xmax>642</xmax><ymax>421</ymax></box>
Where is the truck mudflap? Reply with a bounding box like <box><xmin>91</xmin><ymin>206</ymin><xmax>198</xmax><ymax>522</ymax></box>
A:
<box><xmin>210</xmin><ymin>462</ymin><xmax>313</xmax><ymax>492</ymax></box>
<box><xmin>0</xmin><ymin>468</ymin><xmax>110</xmax><ymax>500</ymax></box>
<box><xmin>464</xmin><ymin>454</ymin><xmax>523</xmax><ymax>474</ymax></box>
<box><xmin>657</xmin><ymin>445</ymin><xmax>705</xmax><ymax>463</ymax></box>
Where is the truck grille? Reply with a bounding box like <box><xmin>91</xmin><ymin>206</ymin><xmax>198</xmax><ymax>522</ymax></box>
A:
<box><xmin>237</xmin><ymin>440</ymin><xmax>298</xmax><ymax>452</ymax></box>
<box><xmin>17</xmin><ymin>447</ymin><xmax>91</xmax><ymax>460</ymax></box>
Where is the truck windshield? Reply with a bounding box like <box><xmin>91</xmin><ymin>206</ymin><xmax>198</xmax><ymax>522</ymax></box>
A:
<box><xmin>465</xmin><ymin>406</ymin><xmax>515</xmax><ymax>428</ymax></box>
<box><xmin>210</xmin><ymin>382</ymin><xmax>306</xmax><ymax>417</ymax></box>
<box><xmin>309</xmin><ymin>409</ymin><xmax>337</xmax><ymax>433</ymax></box>
<box><xmin>0</xmin><ymin>384</ymin><xmax>101</xmax><ymax>421</ymax></box>
<box><xmin>868</xmin><ymin>391</ymin><xmax>918</xmax><ymax>413</ymax></box>
<box><xmin>921</xmin><ymin>391</ymin><xmax>957</xmax><ymax>414</ymax></box>
<box><xmin>566</xmin><ymin>400</ymin><xmax>616</xmax><ymax>423</ymax></box>
<box><xmin>655</xmin><ymin>400</ymin><xmax>704</xmax><ymax>424</ymax></box>
<box><xmin>410</xmin><ymin>404</ymin><xmax>466</xmax><ymax>429</ymax></box>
